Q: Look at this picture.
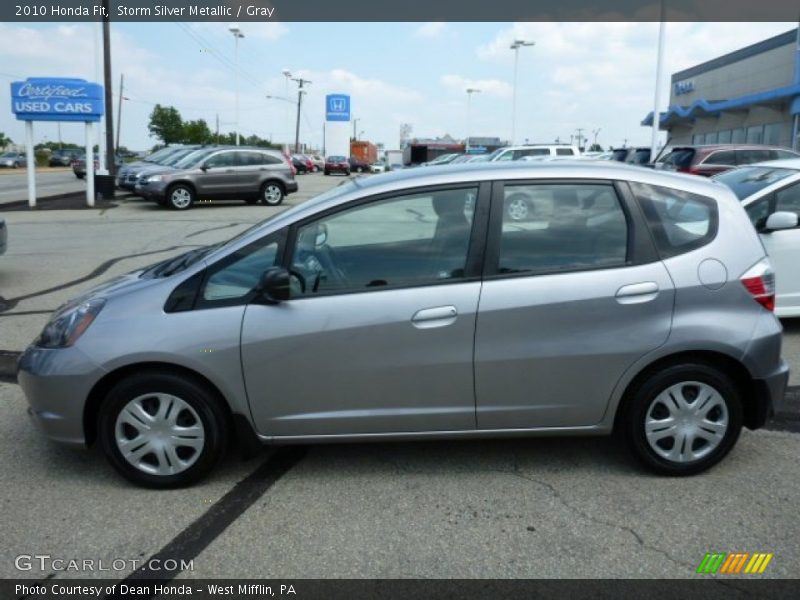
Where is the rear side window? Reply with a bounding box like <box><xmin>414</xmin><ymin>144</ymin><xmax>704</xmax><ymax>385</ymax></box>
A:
<box><xmin>556</xmin><ymin>148</ymin><xmax>575</xmax><ymax>156</ymax></box>
<box><xmin>703</xmin><ymin>150</ymin><xmax>734</xmax><ymax>166</ymax></box>
<box><xmin>497</xmin><ymin>183</ymin><xmax>629</xmax><ymax>275</ymax></box>
<box><xmin>631</xmin><ymin>182</ymin><xmax>718</xmax><ymax>258</ymax></box>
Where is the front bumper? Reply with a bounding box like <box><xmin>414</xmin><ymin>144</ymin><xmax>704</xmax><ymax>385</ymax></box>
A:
<box><xmin>17</xmin><ymin>344</ymin><xmax>107</xmax><ymax>447</ymax></box>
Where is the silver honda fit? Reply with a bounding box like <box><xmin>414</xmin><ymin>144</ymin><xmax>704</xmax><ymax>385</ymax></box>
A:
<box><xmin>18</xmin><ymin>162</ymin><xmax>789</xmax><ymax>487</ymax></box>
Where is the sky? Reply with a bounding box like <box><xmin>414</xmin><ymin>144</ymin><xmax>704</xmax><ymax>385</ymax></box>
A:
<box><xmin>0</xmin><ymin>21</ymin><xmax>795</xmax><ymax>152</ymax></box>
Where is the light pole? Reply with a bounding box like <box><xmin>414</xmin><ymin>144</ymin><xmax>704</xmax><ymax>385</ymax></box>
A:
<box><xmin>229</xmin><ymin>26</ymin><xmax>245</xmax><ymax>146</ymax></box>
<box><xmin>282</xmin><ymin>69</ymin><xmax>291</xmax><ymax>143</ymax></box>
<box><xmin>510</xmin><ymin>39</ymin><xmax>534</xmax><ymax>145</ymax></box>
<box><xmin>465</xmin><ymin>88</ymin><xmax>481</xmax><ymax>152</ymax></box>
<box><xmin>352</xmin><ymin>118</ymin><xmax>360</xmax><ymax>141</ymax></box>
<box><xmin>290</xmin><ymin>77</ymin><xmax>311</xmax><ymax>153</ymax></box>
<box><xmin>650</xmin><ymin>0</ymin><xmax>666</xmax><ymax>161</ymax></box>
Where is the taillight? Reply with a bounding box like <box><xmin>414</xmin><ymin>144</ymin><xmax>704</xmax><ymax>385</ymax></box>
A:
<box><xmin>285</xmin><ymin>156</ymin><xmax>296</xmax><ymax>176</ymax></box>
<box><xmin>740</xmin><ymin>258</ymin><xmax>775</xmax><ymax>312</ymax></box>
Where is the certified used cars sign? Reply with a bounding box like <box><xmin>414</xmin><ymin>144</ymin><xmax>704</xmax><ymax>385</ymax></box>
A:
<box><xmin>10</xmin><ymin>78</ymin><xmax>104</xmax><ymax>122</ymax></box>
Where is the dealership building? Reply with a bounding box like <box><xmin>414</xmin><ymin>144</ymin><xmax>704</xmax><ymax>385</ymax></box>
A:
<box><xmin>643</xmin><ymin>28</ymin><xmax>800</xmax><ymax>150</ymax></box>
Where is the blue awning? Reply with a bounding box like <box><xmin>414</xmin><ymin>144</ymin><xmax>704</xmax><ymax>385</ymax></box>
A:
<box><xmin>642</xmin><ymin>83</ymin><xmax>800</xmax><ymax>127</ymax></box>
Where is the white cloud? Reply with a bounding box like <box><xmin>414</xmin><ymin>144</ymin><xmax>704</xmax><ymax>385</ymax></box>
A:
<box><xmin>414</xmin><ymin>22</ymin><xmax>446</xmax><ymax>38</ymax></box>
<box><xmin>440</xmin><ymin>74</ymin><xmax>512</xmax><ymax>98</ymax></box>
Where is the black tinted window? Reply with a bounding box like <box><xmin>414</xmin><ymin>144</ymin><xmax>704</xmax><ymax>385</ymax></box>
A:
<box><xmin>703</xmin><ymin>150</ymin><xmax>735</xmax><ymax>165</ymax></box>
<box><xmin>660</xmin><ymin>148</ymin><xmax>695</xmax><ymax>168</ymax></box>
<box><xmin>612</xmin><ymin>149</ymin><xmax>629</xmax><ymax>161</ymax></box>
<box><xmin>556</xmin><ymin>148</ymin><xmax>575</xmax><ymax>156</ymax></box>
<box><xmin>498</xmin><ymin>184</ymin><xmax>628</xmax><ymax>275</ymax></box>
<box><xmin>631</xmin><ymin>182</ymin><xmax>718</xmax><ymax>258</ymax></box>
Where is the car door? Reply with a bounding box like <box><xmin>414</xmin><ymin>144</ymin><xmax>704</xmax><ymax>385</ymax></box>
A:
<box><xmin>241</xmin><ymin>184</ymin><xmax>489</xmax><ymax>437</ymax></box>
<box><xmin>474</xmin><ymin>180</ymin><xmax>675</xmax><ymax>429</ymax></box>
<box><xmin>744</xmin><ymin>180</ymin><xmax>800</xmax><ymax>315</ymax></box>
<box><xmin>232</xmin><ymin>151</ymin><xmax>264</xmax><ymax>195</ymax></box>
<box><xmin>196</xmin><ymin>150</ymin><xmax>239</xmax><ymax>198</ymax></box>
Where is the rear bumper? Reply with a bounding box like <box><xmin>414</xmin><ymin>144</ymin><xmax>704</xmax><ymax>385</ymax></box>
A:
<box><xmin>749</xmin><ymin>359</ymin><xmax>789</xmax><ymax>429</ymax></box>
<box><xmin>286</xmin><ymin>181</ymin><xmax>299</xmax><ymax>194</ymax></box>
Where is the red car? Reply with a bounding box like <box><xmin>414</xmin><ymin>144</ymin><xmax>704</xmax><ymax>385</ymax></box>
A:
<box><xmin>656</xmin><ymin>144</ymin><xmax>799</xmax><ymax>177</ymax></box>
<box><xmin>324</xmin><ymin>155</ymin><xmax>350</xmax><ymax>176</ymax></box>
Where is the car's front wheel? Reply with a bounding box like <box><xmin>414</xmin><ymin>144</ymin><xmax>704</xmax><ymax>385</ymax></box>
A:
<box><xmin>623</xmin><ymin>363</ymin><xmax>743</xmax><ymax>476</ymax></box>
<box><xmin>167</xmin><ymin>184</ymin><xmax>195</xmax><ymax>210</ymax></box>
<box><xmin>98</xmin><ymin>371</ymin><xmax>229</xmax><ymax>488</ymax></box>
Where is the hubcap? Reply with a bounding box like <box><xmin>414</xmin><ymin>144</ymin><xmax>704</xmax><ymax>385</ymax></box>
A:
<box><xmin>644</xmin><ymin>381</ymin><xmax>728</xmax><ymax>463</ymax></box>
<box><xmin>115</xmin><ymin>393</ymin><xmax>205</xmax><ymax>476</ymax></box>
<box><xmin>264</xmin><ymin>185</ymin><xmax>282</xmax><ymax>204</ymax></box>
<box><xmin>171</xmin><ymin>188</ymin><xmax>191</xmax><ymax>208</ymax></box>
<box><xmin>507</xmin><ymin>198</ymin><xmax>529</xmax><ymax>221</ymax></box>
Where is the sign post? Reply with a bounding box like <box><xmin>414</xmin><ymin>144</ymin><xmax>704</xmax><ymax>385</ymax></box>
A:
<box><xmin>325</xmin><ymin>94</ymin><xmax>351</xmax><ymax>159</ymax></box>
<box><xmin>10</xmin><ymin>77</ymin><xmax>104</xmax><ymax>208</ymax></box>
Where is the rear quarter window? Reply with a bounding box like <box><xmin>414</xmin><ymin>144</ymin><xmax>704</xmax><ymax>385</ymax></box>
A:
<box><xmin>630</xmin><ymin>182</ymin><xmax>718</xmax><ymax>258</ymax></box>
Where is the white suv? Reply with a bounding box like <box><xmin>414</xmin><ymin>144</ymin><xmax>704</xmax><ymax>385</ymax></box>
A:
<box><xmin>486</xmin><ymin>145</ymin><xmax>581</xmax><ymax>162</ymax></box>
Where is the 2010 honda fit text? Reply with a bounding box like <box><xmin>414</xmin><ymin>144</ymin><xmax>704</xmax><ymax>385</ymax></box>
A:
<box><xmin>18</xmin><ymin>162</ymin><xmax>789</xmax><ymax>487</ymax></box>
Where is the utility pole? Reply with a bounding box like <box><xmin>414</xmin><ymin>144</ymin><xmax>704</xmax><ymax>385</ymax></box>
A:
<box><xmin>575</xmin><ymin>128</ymin><xmax>584</xmax><ymax>151</ymax></box>
<box><xmin>322</xmin><ymin>121</ymin><xmax>326</xmax><ymax>156</ymax></box>
<box><xmin>650</xmin><ymin>0</ymin><xmax>666</xmax><ymax>160</ymax></box>
<box><xmin>291</xmin><ymin>77</ymin><xmax>311</xmax><ymax>153</ymax></box>
<box><xmin>592</xmin><ymin>128</ymin><xmax>601</xmax><ymax>149</ymax></box>
<box><xmin>465</xmin><ymin>88</ymin><xmax>481</xmax><ymax>152</ymax></box>
<box><xmin>115</xmin><ymin>73</ymin><xmax>124</xmax><ymax>154</ymax></box>
<box><xmin>352</xmin><ymin>118</ymin><xmax>360</xmax><ymax>141</ymax></box>
<box><xmin>215</xmin><ymin>113</ymin><xmax>220</xmax><ymax>143</ymax></box>
<box><xmin>102</xmin><ymin>0</ymin><xmax>115</xmax><ymax>176</ymax></box>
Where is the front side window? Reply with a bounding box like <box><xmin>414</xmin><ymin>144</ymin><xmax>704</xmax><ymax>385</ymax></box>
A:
<box><xmin>497</xmin><ymin>183</ymin><xmax>628</xmax><ymax>275</ymax></box>
<box><xmin>775</xmin><ymin>182</ymin><xmax>800</xmax><ymax>217</ymax></box>
<box><xmin>290</xmin><ymin>188</ymin><xmax>477</xmax><ymax>296</ymax></box>
<box><xmin>200</xmin><ymin>234</ymin><xmax>283</xmax><ymax>304</ymax></box>
<box><xmin>205</xmin><ymin>152</ymin><xmax>235</xmax><ymax>168</ymax></box>
<box><xmin>631</xmin><ymin>182</ymin><xmax>718</xmax><ymax>258</ymax></box>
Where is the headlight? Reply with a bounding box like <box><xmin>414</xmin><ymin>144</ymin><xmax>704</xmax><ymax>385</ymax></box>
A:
<box><xmin>146</xmin><ymin>175</ymin><xmax>163</xmax><ymax>183</ymax></box>
<box><xmin>37</xmin><ymin>298</ymin><xmax>106</xmax><ymax>348</ymax></box>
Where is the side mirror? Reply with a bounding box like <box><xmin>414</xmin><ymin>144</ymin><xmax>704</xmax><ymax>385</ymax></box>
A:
<box><xmin>257</xmin><ymin>267</ymin><xmax>290</xmax><ymax>304</ymax></box>
<box><xmin>764</xmin><ymin>211</ymin><xmax>799</xmax><ymax>232</ymax></box>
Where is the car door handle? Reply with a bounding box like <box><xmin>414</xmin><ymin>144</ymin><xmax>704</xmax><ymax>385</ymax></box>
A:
<box><xmin>411</xmin><ymin>306</ymin><xmax>458</xmax><ymax>329</ymax></box>
<box><xmin>615</xmin><ymin>282</ymin><xmax>659</xmax><ymax>304</ymax></box>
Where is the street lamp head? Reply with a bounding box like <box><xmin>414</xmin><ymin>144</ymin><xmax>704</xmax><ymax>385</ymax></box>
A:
<box><xmin>281</xmin><ymin>69</ymin><xmax>292</xmax><ymax>77</ymax></box>
<box><xmin>510</xmin><ymin>39</ymin><xmax>535</xmax><ymax>49</ymax></box>
<box><xmin>466</xmin><ymin>88</ymin><xmax>482</xmax><ymax>94</ymax></box>
<box><xmin>229</xmin><ymin>27</ymin><xmax>244</xmax><ymax>38</ymax></box>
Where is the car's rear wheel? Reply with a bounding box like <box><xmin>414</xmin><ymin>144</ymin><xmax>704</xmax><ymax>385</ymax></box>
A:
<box><xmin>261</xmin><ymin>181</ymin><xmax>284</xmax><ymax>206</ymax></box>
<box><xmin>167</xmin><ymin>184</ymin><xmax>195</xmax><ymax>210</ymax></box>
<box><xmin>506</xmin><ymin>194</ymin><xmax>530</xmax><ymax>221</ymax></box>
<box><xmin>98</xmin><ymin>371</ymin><xmax>229</xmax><ymax>488</ymax></box>
<box><xmin>623</xmin><ymin>363</ymin><xmax>743</xmax><ymax>476</ymax></box>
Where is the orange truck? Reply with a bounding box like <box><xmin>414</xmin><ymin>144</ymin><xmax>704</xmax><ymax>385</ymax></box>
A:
<box><xmin>350</xmin><ymin>141</ymin><xmax>377</xmax><ymax>164</ymax></box>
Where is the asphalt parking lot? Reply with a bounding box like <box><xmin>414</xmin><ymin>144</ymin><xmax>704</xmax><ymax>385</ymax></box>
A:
<box><xmin>0</xmin><ymin>172</ymin><xmax>799</xmax><ymax>581</ymax></box>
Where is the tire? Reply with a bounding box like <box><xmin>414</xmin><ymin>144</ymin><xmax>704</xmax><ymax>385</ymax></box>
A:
<box><xmin>324</xmin><ymin>170</ymin><xmax>330</xmax><ymax>176</ymax></box>
<box><xmin>13</xmin><ymin>162</ymin><xmax>20</xmax><ymax>169</ymax></box>
<box><xmin>345</xmin><ymin>170</ymin><xmax>351</xmax><ymax>177</ymax></box>
<box><xmin>622</xmin><ymin>363</ymin><xmax>743</xmax><ymax>476</ymax></box>
<box><xmin>260</xmin><ymin>181</ymin><xmax>284</xmax><ymax>206</ymax></box>
<box><xmin>98</xmin><ymin>371</ymin><xmax>229</xmax><ymax>488</ymax></box>
<box><xmin>167</xmin><ymin>184</ymin><xmax>195</xmax><ymax>210</ymax></box>
<box><xmin>75</xmin><ymin>173</ymin><xmax>84</xmax><ymax>179</ymax></box>
<box><xmin>506</xmin><ymin>194</ymin><xmax>530</xmax><ymax>221</ymax></box>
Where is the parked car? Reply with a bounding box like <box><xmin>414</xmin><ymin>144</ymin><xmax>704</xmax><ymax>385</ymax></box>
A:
<box><xmin>349</xmin><ymin>156</ymin><xmax>371</xmax><ymax>173</ymax></box>
<box><xmin>485</xmin><ymin>145</ymin><xmax>581</xmax><ymax>162</ymax></box>
<box><xmin>656</xmin><ymin>145</ymin><xmax>799</xmax><ymax>177</ymax></box>
<box><xmin>324</xmin><ymin>156</ymin><xmax>350</xmax><ymax>176</ymax></box>
<box><xmin>49</xmin><ymin>149</ymin><xmax>81</xmax><ymax>167</ymax></box>
<box><xmin>72</xmin><ymin>155</ymin><xmax>124</xmax><ymax>179</ymax></box>
<box><xmin>18</xmin><ymin>161</ymin><xmax>788</xmax><ymax>487</ymax></box>
<box><xmin>370</xmin><ymin>160</ymin><xmax>387</xmax><ymax>173</ymax></box>
<box><xmin>0</xmin><ymin>151</ymin><xmax>26</xmax><ymax>168</ymax></box>
<box><xmin>0</xmin><ymin>218</ymin><xmax>6</xmax><ymax>255</ymax></box>
<box><xmin>135</xmin><ymin>147</ymin><xmax>297</xmax><ymax>210</ymax></box>
<box><xmin>309</xmin><ymin>155</ymin><xmax>325</xmax><ymax>172</ymax></box>
<box><xmin>422</xmin><ymin>153</ymin><xmax>461</xmax><ymax>167</ymax></box>
<box><xmin>118</xmin><ymin>146</ymin><xmax>201</xmax><ymax>191</ymax></box>
<box><xmin>132</xmin><ymin>147</ymin><xmax>224</xmax><ymax>196</ymax></box>
<box><xmin>610</xmin><ymin>147</ymin><xmax>652</xmax><ymax>165</ymax></box>
<box><xmin>291</xmin><ymin>155</ymin><xmax>311</xmax><ymax>174</ymax></box>
<box><xmin>713</xmin><ymin>158</ymin><xmax>800</xmax><ymax>317</ymax></box>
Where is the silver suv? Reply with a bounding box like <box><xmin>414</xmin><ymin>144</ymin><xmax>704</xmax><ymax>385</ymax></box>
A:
<box><xmin>18</xmin><ymin>162</ymin><xmax>788</xmax><ymax>487</ymax></box>
<box><xmin>135</xmin><ymin>147</ymin><xmax>298</xmax><ymax>210</ymax></box>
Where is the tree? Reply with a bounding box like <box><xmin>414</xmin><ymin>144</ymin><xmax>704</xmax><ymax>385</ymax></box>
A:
<box><xmin>0</xmin><ymin>132</ymin><xmax>12</xmax><ymax>149</ymax></box>
<box><xmin>148</xmin><ymin>104</ymin><xmax>184</xmax><ymax>145</ymax></box>
<box><xmin>589</xmin><ymin>143</ymin><xmax>603</xmax><ymax>152</ymax></box>
<box><xmin>181</xmin><ymin>119</ymin><xmax>212</xmax><ymax>144</ymax></box>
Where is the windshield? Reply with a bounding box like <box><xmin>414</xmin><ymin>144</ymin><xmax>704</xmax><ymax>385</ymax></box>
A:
<box><xmin>144</xmin><ymin>147</ymin><xmax>179</xmax><ymax>163</ymax></box>
<box><xmin>658</xmin><ymin>148</ymin><xmax>695</xmax><ymax>168</ymax></box>
<box><xmin>1</xmin><ymin>152</ymin><xmax>15</xmax><ymax>158</ymax></box>
<box><xmin>485</xmin><ymin>148</ymin><xmax>506</xmax><ymax>161</ymax></box>
<box><xmin>161</xmin><ymin>148</ymin><xmax>201</xmax><ymax>167</ymax></box>
<box><xmin>712</xmin><ymin>166</ymin><xmax>797</xmax><ymax>200</ymax></box>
